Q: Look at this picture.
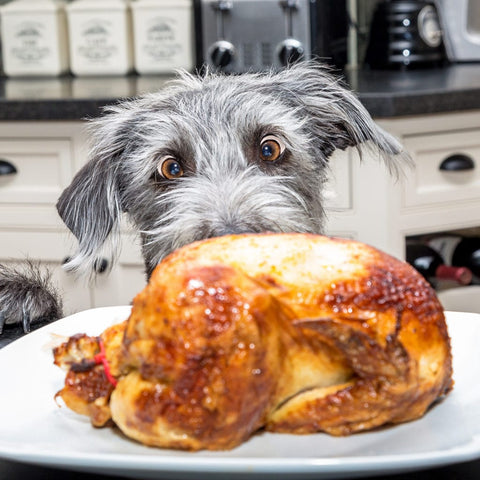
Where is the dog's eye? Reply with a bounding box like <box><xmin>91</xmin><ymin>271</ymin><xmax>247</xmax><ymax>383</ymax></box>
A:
<box><xmin>259</xmin><ymin>135</ymin><xmax>285</xmax><ymax>162</ymax></box>
<box><xmin>158</xmin><ymin>156</ymin><xmax>184</xmax><ymax>180</ymax></box>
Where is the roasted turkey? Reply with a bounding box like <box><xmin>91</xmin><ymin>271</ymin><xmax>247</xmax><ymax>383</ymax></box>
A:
<box><xmin>54</xmin><ymin>233</ymin><xmax>453</xmax><ymax>451</ymax></box>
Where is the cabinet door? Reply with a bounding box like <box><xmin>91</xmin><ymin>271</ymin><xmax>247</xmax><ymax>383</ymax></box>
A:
<box><xmin>91</xmin><ymin>234</ymin><xmax>146</xmax><ymax>308</ymax></box>
<box><xmin>91</xmin><ymin>262</ymin><xmax>147</xmax><ymax>308</ymax></box>
<box><xmin>324</xmin><ymin>149</ymin><xmax>352</xmax><ymax>212</ymax></box>
<box><xmin>403</xmin><ymin>129</ymin><xmax>480</xmax><ymax>208</ymax></box>
<box><xmin>0</xmin><ymin>137</ymin><xmax>75</xmax><ymax>229</ymax></box>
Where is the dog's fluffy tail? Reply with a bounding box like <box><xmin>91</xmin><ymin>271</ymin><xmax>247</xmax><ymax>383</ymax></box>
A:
<box><xmin>0</xmin><ymin>262</ymin><xmax>63</xmax><ymax>335</ymax></box>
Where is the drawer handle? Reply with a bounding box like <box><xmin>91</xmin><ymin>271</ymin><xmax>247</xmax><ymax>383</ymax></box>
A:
<box><xmin>0</xmin><ymin>159</ymin><xmax>17</xmax><ymax>176</ymax></box>
<box><xmin>439</xmin><ymin>154</ymin><xmax>475</xmax><ymax>172</ymax></box>
<box><xmin>63</xmin><ymin>256</ymin><xmax>109</xmax><ymax>274</ymax></box>
<box><xmin>94</xmin><ymin>258</ymin><xmax>109</xmax><ymax>274</ymax></box>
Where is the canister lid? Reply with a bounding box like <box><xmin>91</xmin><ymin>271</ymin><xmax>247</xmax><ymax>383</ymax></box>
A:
<box><xmin>131</xmin><ymin>0</ymin><xmax>192</xmax><ymax>8</ymax></box>
<box><xmin>0</xmin><ymin>0</ymin><xmax>66</xmax><ymax>14</ymax></box>
<box><xmin>66</xmin><ymin>0</ymin><xmax>130</xmax><ymax>12</ymax></box>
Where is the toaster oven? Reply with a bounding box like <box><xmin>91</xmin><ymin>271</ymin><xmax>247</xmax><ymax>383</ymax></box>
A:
<box><xmin>193</xmin><ymin>0</ymin><xmax>348</xmax><ymax>73</ymax></box>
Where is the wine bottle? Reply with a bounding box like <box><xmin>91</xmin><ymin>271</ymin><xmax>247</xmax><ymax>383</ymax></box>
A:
<box><xmin>428</xmin><ymin>236</ymin><xmax>480</xmax><ymax>279</ymax></box>
<box><xmin>406</xmin><ymin>243</ymin><xmax>472</xmax><ymax>285</ymax></box>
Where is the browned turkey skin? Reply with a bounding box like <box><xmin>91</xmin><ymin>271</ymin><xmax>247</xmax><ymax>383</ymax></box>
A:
<box><xmin>53</xmin><ymin>233</ymin><xmax>453</xmax><ymax>451</ymax></box>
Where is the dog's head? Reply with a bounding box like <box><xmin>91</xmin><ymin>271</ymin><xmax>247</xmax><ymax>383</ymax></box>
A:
<box><xmin>57</xmin><ymin>64</ymin><xmax>409</xmax><ymax>278</ymax></box>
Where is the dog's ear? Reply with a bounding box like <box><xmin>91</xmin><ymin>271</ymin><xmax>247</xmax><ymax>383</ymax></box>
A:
<box><xmin>276</xmin><ymin>63</ymin><xmax>411</xmax><ymax>173</ymax></box>
<box><xmin>56</xmin><ymin>105</ymin><xmax>134</xmax><ymax>277</ymax></box>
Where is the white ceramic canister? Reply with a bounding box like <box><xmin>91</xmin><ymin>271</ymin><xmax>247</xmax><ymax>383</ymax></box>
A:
<box><xmin>131</xmin><ymin>0</ymin><xmax>194</xmax><ymax>74</ymax></box>
<box><xmin>66</xmin><ymin>0</ymin><xmax>133</xmax><ymax>76</ymax></box>
<box><xmin>0</xmin><ymin>0</ymin><xmax>69</xmax><ymax>77</ymax></box>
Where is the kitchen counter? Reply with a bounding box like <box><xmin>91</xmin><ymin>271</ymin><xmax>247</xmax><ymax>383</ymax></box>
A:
<box><xmin>346</xmin><ymin>63</ymin><xmax>480</xmax><ymax>117</ymax></box>
<box><xmin>0</xmin><ymin>63</ymin><xmax>480</xmax><ymax>120</ymax></box>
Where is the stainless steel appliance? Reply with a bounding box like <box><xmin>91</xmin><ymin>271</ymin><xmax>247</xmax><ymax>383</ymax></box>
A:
<box><xmin>194</xmin><ymin>0</ymin><xmax>348</xmax><ymax>73</ymax></box>
<box><xmin>434</xmin><ymin>0</ymin><xmax>480</xmax><ymax>62</ymax></box>
<box><xmin>365</xmin><ymin>0</ymin><xmax>446</xmax><ymax>69</ymax></box>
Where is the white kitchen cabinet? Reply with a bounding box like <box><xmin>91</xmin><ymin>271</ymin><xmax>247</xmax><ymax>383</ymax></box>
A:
<box><xmin>90</xmin><ymin>232</ymin><xmax>146</xmax><ymax>308</ymax></box>
<box><xmin>0</xmin><ymin>134</ymin><xmax>75</xmax><ymax>229</ymax></box>
<box><xmin>325</xmin><ymin>110</ymin><xmax>480</xmax><ymax>260</ymax></box>
<box><xmin>0</xmin><ymin>121</ymin><xmax>146</xmax><ymax>316</ymax></box>
<box><xmin>1</xmin><ymin>111</ymin><xmax>479</xmax><ymax>315</ymax></box>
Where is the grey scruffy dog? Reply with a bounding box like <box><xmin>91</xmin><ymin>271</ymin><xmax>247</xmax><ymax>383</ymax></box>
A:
<box><xmin>0</xmin><ymin>63</ymin><xmax>408</xmax><ymax>335</ymax></box>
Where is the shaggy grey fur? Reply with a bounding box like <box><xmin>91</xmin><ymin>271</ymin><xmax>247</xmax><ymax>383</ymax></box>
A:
<box><xmin>58</xmin><ymin>63</ymin><xmax>408</xmax><ymax>279</ymax></box>
<box><xmin>0</xmin><ymin>63</ymin><xmax>408</xmax><ymax>334</ymax></box>
<box><xmin>0</xmin><ymin>262</ymin><xmax>63</xmax><ymax>334</ymax></box>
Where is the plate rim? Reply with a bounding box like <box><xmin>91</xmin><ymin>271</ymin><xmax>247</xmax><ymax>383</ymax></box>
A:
<box><xmin>0</xmin><ymin>307</ymin><xmax>479</xmax><ymax>477</ymax></box>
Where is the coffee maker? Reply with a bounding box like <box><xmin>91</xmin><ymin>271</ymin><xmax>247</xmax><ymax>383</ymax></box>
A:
<box><xmin>365</xmin><ymin>0</ymin><xmax>446</xmax><ymax>69</ymax></box>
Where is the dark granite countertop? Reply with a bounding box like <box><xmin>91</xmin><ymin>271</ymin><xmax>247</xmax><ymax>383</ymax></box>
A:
<box><xmin>345</xmin><ymin>63</ymin><xmax>480</xmax><ymax>117</ymax></box>
<box><xmin>0</xmin><ymin>63</ymin><xmax>480</xmax><ymax>120</ymax></box>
